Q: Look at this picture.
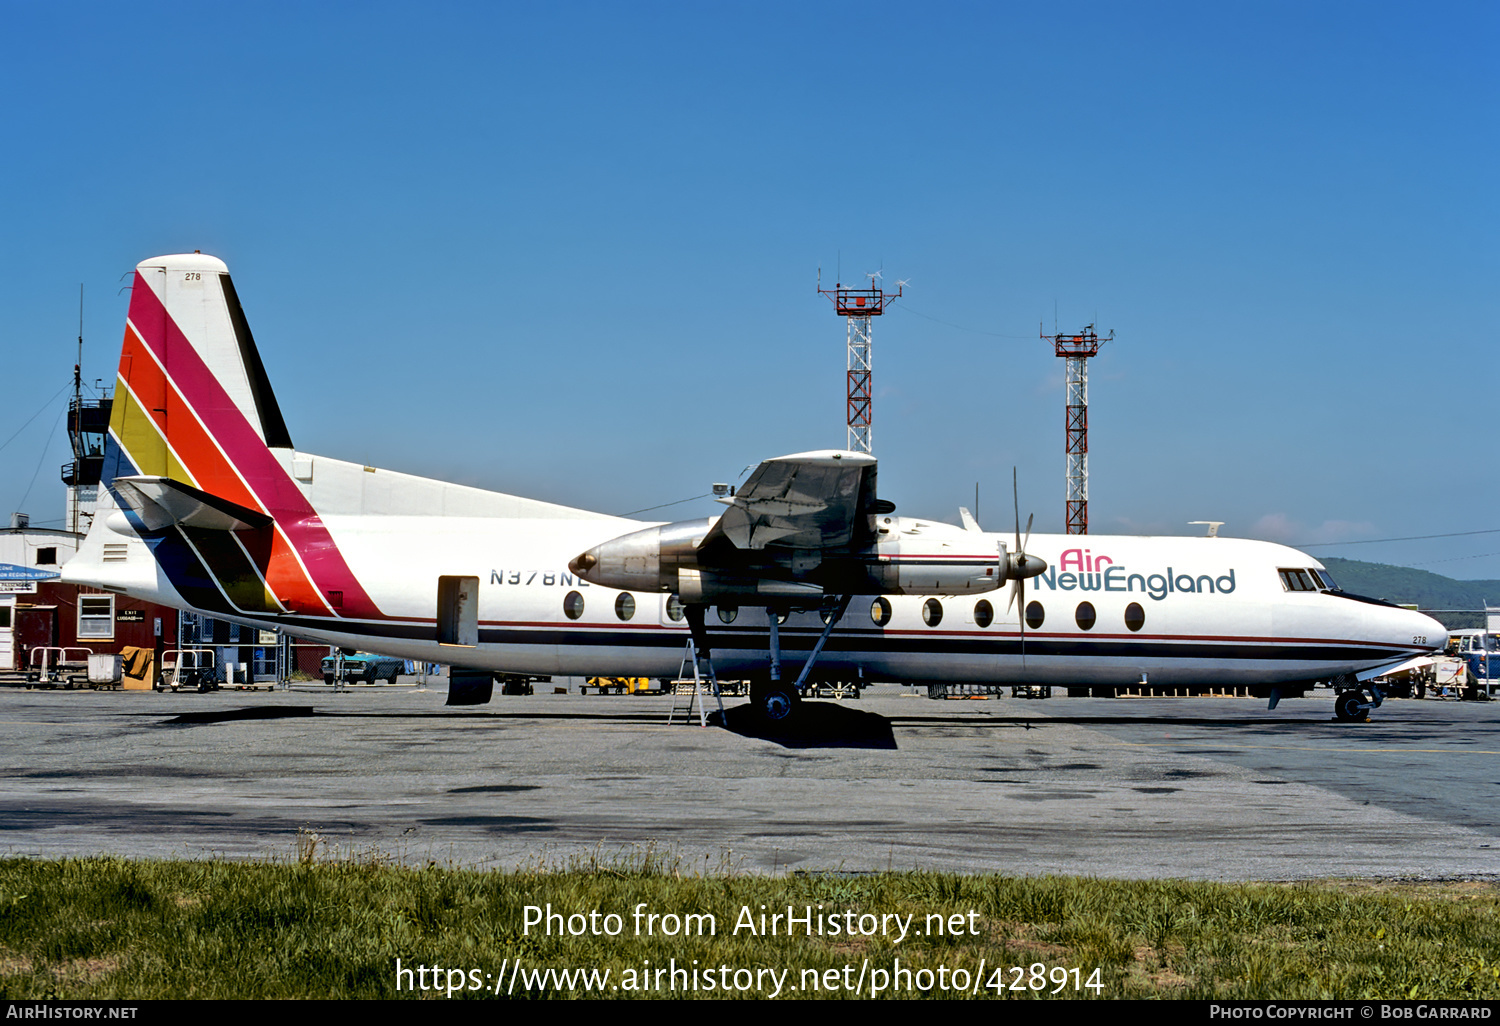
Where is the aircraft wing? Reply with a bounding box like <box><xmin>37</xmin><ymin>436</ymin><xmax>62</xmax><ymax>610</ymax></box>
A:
<box><xmin>702</xmin><ymin>450</ymin><xmax>877</xmax><ymax>551</ymax></box>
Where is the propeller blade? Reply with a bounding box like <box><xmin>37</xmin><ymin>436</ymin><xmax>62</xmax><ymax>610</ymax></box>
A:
<box><xmin>1010</xmin><ymin>467</ymin><xmax>1032</xmax><ymax>671</ymax></box>
<box><xmin>1019</xmin><ymin>576</ymin><xmax>1026</xmax><ymax>669</ymax></box>
<box><xmin>1012</xmin><ymin>467</ymin><xmax>1021</xmax><ymax>555</ymax></box>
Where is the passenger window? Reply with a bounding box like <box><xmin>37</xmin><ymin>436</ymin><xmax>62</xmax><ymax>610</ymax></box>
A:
<box><xmin>1075</xmin><ymin>601</ymin><xmax>1096</xmax><ymax>631</ymax></box>
<box><xmin>1124</xmin><ymin>602</ymin><xmax>1145</xmax><ymax>632</ymax></box>
<box><xmin>666</xmin><ymin>595</ymin><xmax>684</xmax><ymax>621</ymax></box>
<box><xmin>973</xmin><ymin>599</ymin><xmax>993</xmax><ymax>628</ymax></box>
<box><xmin>717</xmin><ymin>605</ymin><xmax>738</xmax><ymax>624</ymax></box>
<box><xmin>615</xmin><ymin>593</ymin><xmax>635</xmax><ymax>621</ymax></box>
<box><xmin>922</xmin><ymin>598</ymin><xmax>943</xmax><ymax>627</ymax></box>
<box><xmin>563</xmin><ymin>591</ymin><xmax>585</xmax><ymax>620</ymax></box>
<box><xmin>870</xmin><ymin>597</ymin><xmax>892</xmax><ymax>626</ymax></box>
<box><xmin>1025</xmin><ymin>601</ymin><xmax>1045</xmax><ymax>630</ymax></box>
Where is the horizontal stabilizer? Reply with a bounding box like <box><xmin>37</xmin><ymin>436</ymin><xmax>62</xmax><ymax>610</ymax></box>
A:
<box><xmin>113</xmin><ymin>476</ymin><xmax>273</xmax><ymax>532</ymax></box>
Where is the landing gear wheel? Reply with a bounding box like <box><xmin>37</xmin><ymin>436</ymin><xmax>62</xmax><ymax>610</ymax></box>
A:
<box><xmin>1334</xmin><ymin>690</ymin><xmax>1367</xmax><ymax>722</ymax></box>
<box><xmin>752</xmin><ymin>681</ymin><xmax>799</xmax><ymax>724</ymax></box>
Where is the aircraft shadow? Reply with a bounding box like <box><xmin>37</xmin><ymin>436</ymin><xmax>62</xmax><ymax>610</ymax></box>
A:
<box><xmin>717</xmin><ymin>702</ymin><xmax>898</xmax><ymax>749</ymax></box>
<box><xmin>161</xmin><ymin>706</ymin><xmax>316</xmax><ymax>725</ymax></box>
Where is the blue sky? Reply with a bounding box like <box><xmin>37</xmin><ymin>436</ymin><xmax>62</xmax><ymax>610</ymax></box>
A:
<box><xmin>2</xmin><ymin>2</ymin><xmax>1496</xmax><ymax>581</ymax></box>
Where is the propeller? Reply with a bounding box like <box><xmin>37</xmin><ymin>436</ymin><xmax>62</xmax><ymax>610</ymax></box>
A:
<box><xmin>1004</xmin><ymin>468</ymin><xmax>1047</xmax><ymax>668</ymax></box>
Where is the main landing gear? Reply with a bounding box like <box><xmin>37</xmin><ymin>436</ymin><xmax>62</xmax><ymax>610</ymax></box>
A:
<box><xmin>690</xmin><ymin>594</ymin><xmax>858</xmax><ymax>720</ymax></box>
<box><xmin>1333</xmin><ymin>682</ymin><xmax>1384</xmax><ymax>722</ymax></box>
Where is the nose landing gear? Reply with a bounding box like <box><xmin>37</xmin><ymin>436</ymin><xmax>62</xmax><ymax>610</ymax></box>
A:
<box><xmin>1333</xmin><ymin>682</ymin><xmax>1384</xmax><ymax>722</ymax></box>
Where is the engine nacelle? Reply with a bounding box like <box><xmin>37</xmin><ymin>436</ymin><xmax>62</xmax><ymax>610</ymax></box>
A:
<box><xmin>569</xmin><ymin>514</ymin><xmax>1036</xmax><ymax>601</ymax></box>
<box><xmin>568</xmin><ymin>518</ymin><xmax>710</xmax><ymax>593</ymax></box>
<box><xmin>859</xmin><ymin>517</ymin><xmax>1008</xmax><ymax>595</ymax></box>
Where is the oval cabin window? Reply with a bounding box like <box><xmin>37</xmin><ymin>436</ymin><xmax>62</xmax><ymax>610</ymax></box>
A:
<box><xmin>973</xmin><ymin>599</ymin><xmax>993</xmax><ymax>628</ymax></box>
<box><xmin>1025</xmin><ymin>601</ymin><xmax>1045</xmax><ymax>630</ymax></box>
<box><xmin>1074</xmin><ymin>601</ymin><xmax>1096</xmax><ymax>631</ymax></box>
<box><xmin>923</xmin><ymin>598</ymin><xmax>944</xmax><ymax>627</ymax></box>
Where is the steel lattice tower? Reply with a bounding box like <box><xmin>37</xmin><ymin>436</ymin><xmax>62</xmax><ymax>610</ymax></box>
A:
<box><xmin>1043</xmin><ymin>324</ymin><xmax>1112</xmax><ymax>534</ymax></box>
<box><xmin>820</xmin><ymin>275</ymin><xmax>901</xmax><ymax>454</ymax></box>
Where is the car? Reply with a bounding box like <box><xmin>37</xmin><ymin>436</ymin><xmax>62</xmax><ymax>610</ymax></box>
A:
<box><xmin>321</xmin><ymin>653</ymin><xmax>405</xmax><ymax>686</ymax></box>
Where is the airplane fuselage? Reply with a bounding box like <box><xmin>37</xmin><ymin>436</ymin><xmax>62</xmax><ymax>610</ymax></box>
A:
<box><xmin>71</xmin><ymin>462</ymin><xmax>1438</xmax><ymax>689</ymax></box>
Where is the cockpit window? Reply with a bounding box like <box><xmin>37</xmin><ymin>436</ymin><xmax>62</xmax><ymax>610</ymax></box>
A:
<box><xmin>1278</xmin><ymin>568</ymin><xmax>1316</xmax><ymax>592</ymax></box>
<box><xmin>1278</xmin><ymin>568</ymin><xmax>1334</xmax><ymax>592</ymax></box>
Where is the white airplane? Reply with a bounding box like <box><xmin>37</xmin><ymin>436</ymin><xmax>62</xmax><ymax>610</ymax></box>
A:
<box><xmin>64</xmin><ymin>252</ymin><xmax>1446</xmax><ymax>724</ymax></box>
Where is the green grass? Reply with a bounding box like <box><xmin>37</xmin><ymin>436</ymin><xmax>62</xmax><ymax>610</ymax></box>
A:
<box><xmin>1</xmin><ymin>850</ymin><xmax>1497</xmax><ymax>999</ymax></box>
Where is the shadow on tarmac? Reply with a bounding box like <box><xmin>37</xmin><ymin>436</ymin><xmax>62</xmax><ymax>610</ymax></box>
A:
<box><xmin>162</xmin><ymin>705</ymin><xmax>316</xmax><ymax>725</ymax></box>
<box><xmin>717</xmin><ymin>701</ymin><xmax>899</xmax><ymax>749</ymax></box>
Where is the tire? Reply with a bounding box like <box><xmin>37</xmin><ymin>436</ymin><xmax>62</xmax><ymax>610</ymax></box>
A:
<box><xmin>1334</xmin><ymin>690</ymin><xmax>1365</xmax><ymax>722</ymax></box>
<box><xmin>752</xmin><ymin>681</ymin><xmax>799</xmax><ymax>723</ymax></box>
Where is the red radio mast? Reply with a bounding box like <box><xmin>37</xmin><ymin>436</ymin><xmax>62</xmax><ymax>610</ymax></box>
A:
<box><xmin>1042</xmin><ymin>323</ymin><xmax>1112</xmax><ymax>534</ymax></box>
<box><xmin>819</xmin><ymin>272</ymin><xmax>902</xmax><ymax>454</ymax></box>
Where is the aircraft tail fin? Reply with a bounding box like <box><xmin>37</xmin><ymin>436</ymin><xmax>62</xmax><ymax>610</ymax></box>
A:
<box><xmin>94</xmin><ymin>253</ymin><xmax>383</xmax><ymax>619</ymax></box>
<box><xmin>83</xmin><ymin>251</ymin><xmax>607</xmax><ymax>623</ymax></box>
<box><xmin>106</xmin><ymin>253</ymin><xmax>293</xmax><ymax>495</ymax></box>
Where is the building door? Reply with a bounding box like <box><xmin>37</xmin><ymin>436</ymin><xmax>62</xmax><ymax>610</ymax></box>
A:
<box><xmin>0</xmin><ymin>600</ymin><xmax>13</xmax><ymax>670</ymax></box>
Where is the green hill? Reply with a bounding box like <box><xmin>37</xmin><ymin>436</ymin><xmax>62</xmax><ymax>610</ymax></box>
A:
<box><xmin>1320</xmin><ymin>557</ymin><xmax>1497</xmax><ymax>629</ymax></box>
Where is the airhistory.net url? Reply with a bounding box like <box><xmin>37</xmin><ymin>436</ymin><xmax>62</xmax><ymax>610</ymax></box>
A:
<box><xmin>394</xmin><ymin>957</ymin><xmax>1104</xmax><ymax>998</ymax></box>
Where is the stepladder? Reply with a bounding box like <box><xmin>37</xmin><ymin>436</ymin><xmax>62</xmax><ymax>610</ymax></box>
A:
<box><xmin>668</xmin><ymin>638</ymin><xmax>725</xmax><ymax>727</ymax></box>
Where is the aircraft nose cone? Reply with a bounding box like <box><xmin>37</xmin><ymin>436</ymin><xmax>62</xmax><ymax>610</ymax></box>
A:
<box><xmin>1390</xmin><ymin>605</ymin><xmax>1446</xmax><ymax>656</ymax></box>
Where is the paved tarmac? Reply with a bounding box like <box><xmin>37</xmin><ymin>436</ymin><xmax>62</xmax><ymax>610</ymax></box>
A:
<box><xmin>2</xmin><ymin>684</ymin><xmax>1496</xmax><ymax>879</ymax></box>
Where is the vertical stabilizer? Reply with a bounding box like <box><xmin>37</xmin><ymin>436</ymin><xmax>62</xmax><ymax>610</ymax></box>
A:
<box><xmin>107</xmin><ymin>253</ymin><xmax>292</xmax><ymax>491</ymax></box>
<box><xmin>91</xmin><ymin>253</ymin><xmax>379</xmax><ymax>621</ymax></box>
